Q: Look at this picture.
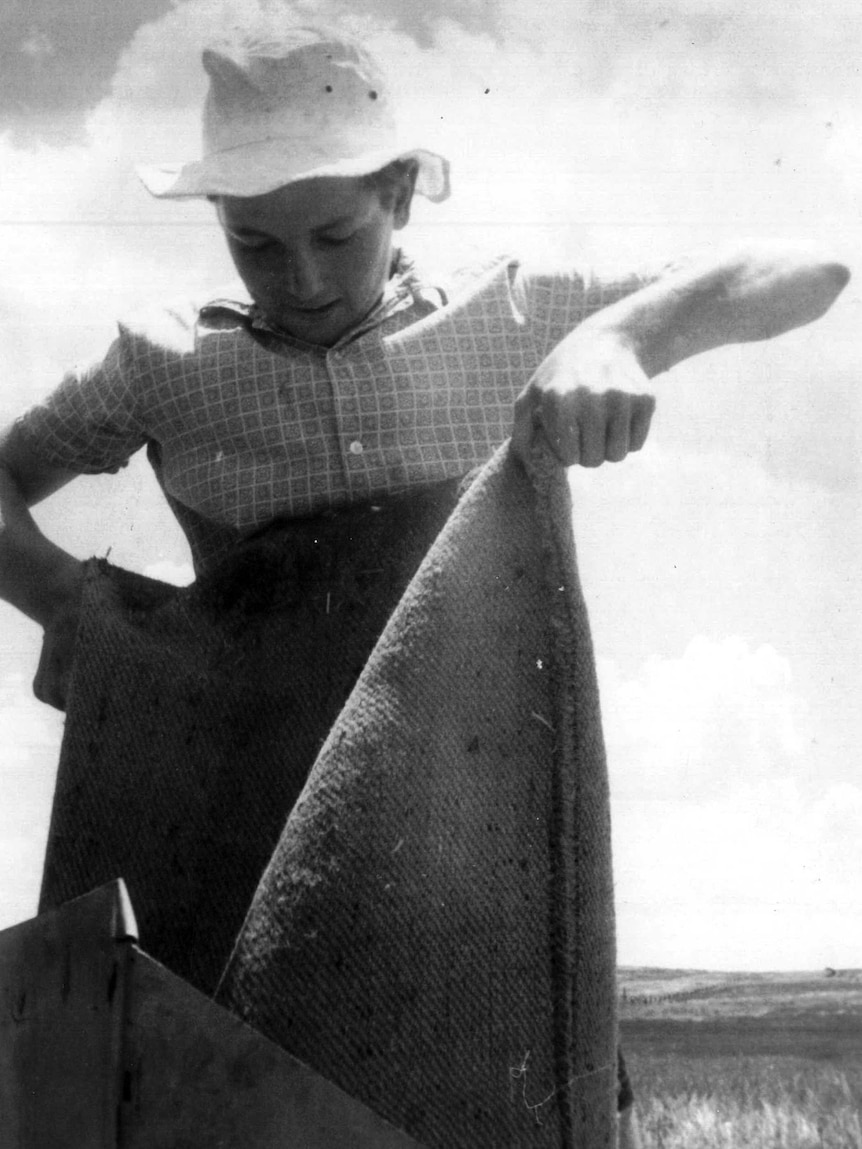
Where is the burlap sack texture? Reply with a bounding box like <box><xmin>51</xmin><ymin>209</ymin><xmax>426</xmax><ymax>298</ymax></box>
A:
<box><xmin>39</xmin><ymin>477</ymin><xmax>464</xmax><ymax>996</ymax></box>
<box><xmin>216</xmin><ymin>444</ymin><xmax>618</xmax><ymax>1147</ymax></box>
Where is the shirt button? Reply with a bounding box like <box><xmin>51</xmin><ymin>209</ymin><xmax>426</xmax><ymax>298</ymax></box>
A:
<box><xmin>348</xmin><ymin>440</ymin><xmax>364</xmax><ymax>456</ymax></box>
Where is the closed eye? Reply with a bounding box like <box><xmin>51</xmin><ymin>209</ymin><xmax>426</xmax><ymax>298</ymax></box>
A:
<box><xmin>233</xmin><ymin>234</ymin><xmax>279</xmax><ymax>252</ymax></box>
<box><xmin>316</xmin><ymin>231</ymin><xmax>356</xmax><ymax>248</ymax></box>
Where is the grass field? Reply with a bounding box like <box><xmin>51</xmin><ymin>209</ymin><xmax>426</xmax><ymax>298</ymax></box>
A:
<box><xmin>618</xmin><ymin>968</ymin><xmax>862</xmax><ymax>1148</ymax></box>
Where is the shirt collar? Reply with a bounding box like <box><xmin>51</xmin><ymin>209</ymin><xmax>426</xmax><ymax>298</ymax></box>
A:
<box><xmin>198</xmin><ymin>249</ymin><xmax>446</xmax><ymax>351</ymax></box>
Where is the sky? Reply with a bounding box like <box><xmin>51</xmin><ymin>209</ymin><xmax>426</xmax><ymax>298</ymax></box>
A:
<box><xmin>0</xmin><ymin>0</ymin><xmax>860</xmax><ymax>971</ymax></box>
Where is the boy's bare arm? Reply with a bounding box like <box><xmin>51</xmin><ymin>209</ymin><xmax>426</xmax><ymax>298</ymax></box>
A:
<box><xmin>512</xmin><ymin>240</ymin><xmax>851</xmax><ymax>467</ymax></box>
<box><xmin>0</xmin><ymin>426</ymin><xmax>85</xmax><ymax>707</ymax></box>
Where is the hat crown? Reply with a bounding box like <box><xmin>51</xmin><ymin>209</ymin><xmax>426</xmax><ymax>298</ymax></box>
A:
<box><xmin>201</xmin><ymin>29</ymin><xmax>397</xmax><ymax>160</ymax></box>
<box><xmin>136</xmin><ymin>25</ymin><xmax>450</xmax><ymax>202</ymax></box>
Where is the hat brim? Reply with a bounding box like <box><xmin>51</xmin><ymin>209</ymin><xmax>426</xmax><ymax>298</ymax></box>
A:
<box><xmin>137</xmin><ymin>143</ymin><xmax>450</xmax><ymax>203</ymax></box>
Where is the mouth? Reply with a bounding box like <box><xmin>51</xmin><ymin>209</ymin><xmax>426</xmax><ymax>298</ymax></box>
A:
<box><xmin>289</xmin><ymin>300</ymin><xmax>340</xmax><ymax>316</ymax></box>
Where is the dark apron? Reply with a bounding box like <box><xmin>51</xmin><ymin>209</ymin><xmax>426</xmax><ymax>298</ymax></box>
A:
<box><xmin>40</xmin><ymin>445</ymin><xmax>623</xmax><ymax>1146</ymax></box>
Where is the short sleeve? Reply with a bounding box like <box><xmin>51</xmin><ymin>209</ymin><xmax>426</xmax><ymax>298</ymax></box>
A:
<box><xmin>514</xmin><ymin>259</ymin><xmax>657</xmax><ymax>361</ymax></box>
<box><xmin>14</xmin><ymin>326</ymin><xmax>148</xmax><ymax>475</ymax></box>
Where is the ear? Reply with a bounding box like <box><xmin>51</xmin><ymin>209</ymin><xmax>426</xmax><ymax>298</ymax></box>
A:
<box><xmin>392</xmin><ymin>162</ymin><xmax>419</xmax><ymax>230</ymax></box>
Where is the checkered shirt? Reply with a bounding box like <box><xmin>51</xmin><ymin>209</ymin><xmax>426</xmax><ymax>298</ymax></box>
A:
<box><xmin>16</xmin><ymin>250</ymin><xmax>648</xmax><ymax>569</ymax></box>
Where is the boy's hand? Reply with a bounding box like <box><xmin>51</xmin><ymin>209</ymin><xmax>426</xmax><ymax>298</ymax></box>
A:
<box><xmin>511</xmin><ymin>332</ymin><xmax>656</xmax><ymax>467</ymax></box>
<box><xmin>33</xmin><ymin>571</ymin><xmax>85</xmax><ymax>712</ymax></box>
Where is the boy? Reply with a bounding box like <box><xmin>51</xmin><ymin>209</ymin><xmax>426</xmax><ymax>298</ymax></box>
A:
<box><xmin>0</xmin><ymin>27</ymin><xmax>848</xmax><ymax>709</ymax></box>
<box><xmin>0</xmin><ymin>23</ymin><xmax>849</xmax><ymax>1144</ymax></box>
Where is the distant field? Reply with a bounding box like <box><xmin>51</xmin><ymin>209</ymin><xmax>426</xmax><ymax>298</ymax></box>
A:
<box><xmin>619</xmin><ymin>968</ymin><xmax>862</xmax><ymax>1148</ymax></box>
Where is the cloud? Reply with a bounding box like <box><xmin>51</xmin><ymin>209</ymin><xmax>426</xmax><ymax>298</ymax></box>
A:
<box><xmin>600</xmin><ymin>636</ymin><xmax>805</xmax><ymax>802</ymax></box>
<box><xmin>8</xmin><ymin>0</ymin><xmax>862</xmax><ymax>203</ymax></box>
<box><xmin>0</xmin><ymin>0</ymin><xmax>175</xmax><ymax>143</ymax></box>
<box><xmin>614</xmin><ymin>779</ymin><xmax>862</xmax><ymax>969</ymax></box>
<box><xmin>600</xmin><ymin>628</ymin><xmax>862</xmax><ymax>968</ymax></box>
<box><xmin>76</xmin><ymin>0</ymin><xmax>862</xmax><ymax>232</ymax></box>
<box><xmin>571</xmin><ymin>445</ymin><xmax>862</xmax><ymax>701</ymax></box>
<box><xmin>4</xmin><ymin>0</ymin><xmax>859</xmax><ymax>325</ymax></box>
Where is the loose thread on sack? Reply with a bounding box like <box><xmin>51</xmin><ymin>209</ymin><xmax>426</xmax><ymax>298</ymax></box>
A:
<box><xmin>509</xmin><ymin>1050</ymin><xmax>614</xmax><ymax>1127</ymax></box>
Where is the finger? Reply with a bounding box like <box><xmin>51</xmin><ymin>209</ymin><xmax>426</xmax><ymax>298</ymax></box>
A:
<box><xmin>577</xmin><ymin>406</ymin><xmax>607</xmax><ymax>468</ymax></box>
<box><xmin>629</xmin><ymin>395</ymin><xmax>656</xmax><ymax>453</ymax></box>
<box><xmin>604</xmin><ymin>393</ymin><xmax>632</xmax><ymax>463</ymax></box>
<box><xmin>545</xmin><ymin>413</ymin><xmax>580</xmax><ymax>466</ymax></box>
<box><xmin>556</xmin><ymin>424</ymin><xmax>580</xmax><ymax>467</ymax></box>
<box><xmin>532</xmin><ymin>419</ymin><xmax>581</xmax><ymax>466</ymax></box>
<box><xmin>535</xmin><ymin>392</ymin><xmax>581</xmax><ymax>466</ymax></box>
<box><xmin>33</xmin><ymin>629</ymin><xmax>72</xmax><ymax>712</ymax></box>
<box><xmin>510</xmin><ymin>391</ymin><xmax>537</xmax><ymax>464</ymax></box>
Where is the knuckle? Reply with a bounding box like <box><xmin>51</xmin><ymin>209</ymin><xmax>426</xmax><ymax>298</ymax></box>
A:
<box><xmin>603</xmin><ymin>388</ymin><xmax>630</xmax><ymax>413</ymax></box>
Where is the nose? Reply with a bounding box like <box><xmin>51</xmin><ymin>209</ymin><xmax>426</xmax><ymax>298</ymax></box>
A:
<box><xmin>282</xmin><ymin>245</ymin><xmax>324</xmax><ymax>302</ymax></box>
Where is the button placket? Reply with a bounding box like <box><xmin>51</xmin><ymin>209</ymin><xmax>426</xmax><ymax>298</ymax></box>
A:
<box><xmin>327</xmin><ymin>347</ymin><xmax>366</xmax><ymax>495</ymax></box>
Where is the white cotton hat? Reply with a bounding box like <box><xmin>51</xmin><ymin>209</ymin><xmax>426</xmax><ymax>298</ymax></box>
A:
<box><xmin>137</xmin><ymin>27</ymin><xmax>450</xmax><ymax>202</ymax></box>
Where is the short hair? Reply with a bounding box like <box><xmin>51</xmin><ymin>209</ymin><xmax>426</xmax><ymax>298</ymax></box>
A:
<box><xmin>360</xmin><ymin>157</ymin><xmax>419</xmax><ymax>209</ymax></box>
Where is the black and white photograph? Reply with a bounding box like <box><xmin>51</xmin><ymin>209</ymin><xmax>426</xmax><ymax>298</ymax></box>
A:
<box><xmin>0</xmin><ymin>0</ymin><xmax>859</xmax><ymax>1144</ymax></box>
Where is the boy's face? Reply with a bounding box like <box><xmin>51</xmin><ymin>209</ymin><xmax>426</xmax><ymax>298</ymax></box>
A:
<box><xmin>216</xmin><ymin>174</ymin><xmax>412</xmax><ymax>347</ymax></box>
